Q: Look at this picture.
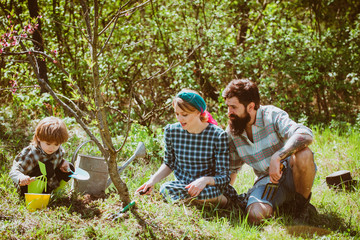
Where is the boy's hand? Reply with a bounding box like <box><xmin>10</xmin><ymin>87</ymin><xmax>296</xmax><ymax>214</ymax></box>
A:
<box><xmin>19</xmin><ymin>175</ymin><xmax>35</xmax><ymax>186</ymax></box>
<box><xmin>60</xmin><ymin>160</ymin><xmax>70</xmax><ymax>172</ymax></box>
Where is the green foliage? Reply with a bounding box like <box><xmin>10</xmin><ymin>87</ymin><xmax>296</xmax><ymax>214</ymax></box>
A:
<box><xmin>1</xmin><ymin>2</ymin><xmax>360</xmax><ymax>237</ymax></box>
<box><xmin>1</xmin><ymin>0</ymin><xmax>360</xmax><ymax>130</ymax></box>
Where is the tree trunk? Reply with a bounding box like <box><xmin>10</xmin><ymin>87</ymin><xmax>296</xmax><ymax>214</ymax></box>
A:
<box><xmin>27</xmin><ymin>0</ymin><xmax>49</xmax><ymax>93</ymax></box>
<box><xmin>108</xmin><ymin>153</ymin><xmax>131</xmax><ymax>205</ymax></box>
<box><xmin>80</xmin><ymin>0</ymin><xmax>131</xmax><ymax>205</ymax></box>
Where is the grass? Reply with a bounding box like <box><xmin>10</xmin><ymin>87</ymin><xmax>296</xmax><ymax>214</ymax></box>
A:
<box><xmin>1</xmin><ymin>124</ymin><xmax>360</xmax><ymax>239</ymax></box>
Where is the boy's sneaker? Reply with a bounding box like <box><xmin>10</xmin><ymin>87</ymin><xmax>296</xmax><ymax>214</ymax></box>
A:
<box><xmin>53</xmin><ymin>180</ymin><xmax>68</xmax><ymax>194</ymax></box>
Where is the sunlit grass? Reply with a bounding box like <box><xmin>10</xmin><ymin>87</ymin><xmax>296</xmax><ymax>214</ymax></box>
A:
<box><xmin>1</xmin><ymin>125</ymin><xmax>359</xmax><ymax>239</ymax></box>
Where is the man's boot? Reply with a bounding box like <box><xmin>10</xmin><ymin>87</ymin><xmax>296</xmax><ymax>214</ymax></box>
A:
<box><xmin>293</xmin><ymin>192</ymin><xmax>317</xmax><ymax>224</ymax></box>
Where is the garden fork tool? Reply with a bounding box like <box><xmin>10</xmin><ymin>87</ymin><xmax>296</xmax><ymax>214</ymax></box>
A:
<box><xmin>261</xmin><ymin>163</ymin><xmax>285</xmax><ymax>201</ymax></box>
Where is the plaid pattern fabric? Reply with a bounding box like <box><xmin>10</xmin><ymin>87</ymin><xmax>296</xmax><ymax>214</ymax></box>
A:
<box><xmin>228</xmin><ymin>105</ymin><xmax>313</xmax><ymax>177</ymax></box>
<box><xmin>9</xmin><ymin>144</ymin><xmax>65</xmax><ymax>189</ymax></box>
<box><xmin>162</xmin><ymin>123</ymin><xmax>235</xmax><ymax>201</ymax></box>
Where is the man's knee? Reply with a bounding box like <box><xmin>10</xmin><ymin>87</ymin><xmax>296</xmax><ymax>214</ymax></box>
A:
<box><xmin>246</xmin><ymin>203</ymin><xmax>273</xmax><ymax>225</ymax></box>
<box><xmin>292</xmin><ymin>147</ymin><xmax>314</xmax><ymax>170</ymax></box>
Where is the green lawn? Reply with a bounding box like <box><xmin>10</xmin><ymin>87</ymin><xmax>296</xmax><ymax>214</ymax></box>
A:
<box><xmin>1</xmin><ymin>126</ymin><xmax>359</xmax><ymax>239</ymax></box>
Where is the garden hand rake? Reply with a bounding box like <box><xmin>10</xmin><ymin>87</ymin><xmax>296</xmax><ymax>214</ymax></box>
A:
<box><xmin>261</xmin><ymin>163</ymin><xmax>285</xmax><ymax>201</ymax></box>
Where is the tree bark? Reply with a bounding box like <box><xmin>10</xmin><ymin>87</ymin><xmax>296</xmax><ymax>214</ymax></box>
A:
<box><xmin>80</xmin><ymin>0</ymin><xmax>131</xmax><ymax>206</ymax></box>
<box><xmin>27</xmin><ymin>0</ymin><xmax>49</xmax><ymax>93</ymax></box>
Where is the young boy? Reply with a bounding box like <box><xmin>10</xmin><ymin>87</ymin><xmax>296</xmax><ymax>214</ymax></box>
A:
<box><xmin>9</xmin><ymin>116</ymin><xmax>74</xmax><ymax>197</ymax></box>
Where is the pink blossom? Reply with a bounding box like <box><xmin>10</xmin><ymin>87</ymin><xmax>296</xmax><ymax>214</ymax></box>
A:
<box><xmin>0</xmin><ymin>48</ymin><xmax>3</xmax><ymax>54</ymax></box>
<box><xmin>125</xmin><ymin>13</ymin><xmax>129</xmax><ymax>16</ymax></box>
<box><xmin>7</xmin><ymin>15</ymin><xmax>10</xmax><ymax>19</ymax></box>
<box><xmin>53</xmin><ymin>60</ymin><xmax>58</xmax><ymax>63</ymax></box>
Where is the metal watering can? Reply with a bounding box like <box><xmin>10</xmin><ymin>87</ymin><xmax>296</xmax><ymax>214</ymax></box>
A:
<box><xmin>71</xmin><ymin>140</ymin><xmax>146</xmax><ymax>196</ymax></box>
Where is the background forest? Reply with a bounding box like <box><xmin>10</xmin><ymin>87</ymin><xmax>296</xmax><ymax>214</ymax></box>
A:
<box><xmin>1</xmin><ymin>0</ymin><xmax>360</xmax><ymax>239</ymax></box>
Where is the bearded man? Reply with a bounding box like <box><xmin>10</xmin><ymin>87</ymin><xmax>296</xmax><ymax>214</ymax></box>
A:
<box><xmin>222</xmin><ymin>79</ymin><xmax>317</xmax><ymax>224</ymax></box>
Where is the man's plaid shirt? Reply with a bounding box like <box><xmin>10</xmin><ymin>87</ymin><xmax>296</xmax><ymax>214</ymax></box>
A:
<box><xmin>164</xmin><ymin>122</ymin><xmax>230</xmax><ymax>191</ymax></box>
<box><xmin>9</xmin><ymin>144</ymin><xmax>65</xmax><ymax>189</ymax></box>
<box><xmin>228</xmin><ymin>105</ymin><xmax>313</xmax><ymax>177</ymax></box>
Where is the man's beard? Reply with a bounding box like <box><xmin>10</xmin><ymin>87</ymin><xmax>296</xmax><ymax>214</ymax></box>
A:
<box><xmin>229</xmin><ymin>112</ymin><xmax>251</xmax><ymax>137</ymax></box>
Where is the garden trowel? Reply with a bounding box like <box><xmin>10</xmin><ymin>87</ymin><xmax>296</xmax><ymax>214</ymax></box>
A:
<box><xmin>261</xmin><ymin>163</ymin><xmax>285</xmax><ymax>201</ymax></box>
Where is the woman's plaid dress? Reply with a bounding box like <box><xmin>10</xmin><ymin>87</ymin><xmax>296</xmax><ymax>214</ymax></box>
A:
<box><xmin>160</xmin><ymin>122</ymin><xmax>238</xmax><ymax>201</ymax></box>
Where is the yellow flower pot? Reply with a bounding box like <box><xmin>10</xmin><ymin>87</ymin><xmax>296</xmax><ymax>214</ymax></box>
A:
<box><xmin>25</xmin><ymin>193</ymin><xmax>50</xmax><ymax>212</ymax></box>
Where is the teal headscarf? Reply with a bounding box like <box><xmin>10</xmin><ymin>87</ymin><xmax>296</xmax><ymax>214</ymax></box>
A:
<box><xmin>177</xmin><ymin>91</ymin><xmax>206</xmax><ymax>113</ymax></box>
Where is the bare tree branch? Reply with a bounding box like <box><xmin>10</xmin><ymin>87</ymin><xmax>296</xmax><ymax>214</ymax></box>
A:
<box><xmin>98</xmin><ymin>0</ymin><xmax>132</xmax><ymax>36</ymax></box>
<box><xmin>2</xmin><ymin>47</ymin><xmax>86</xmax><ymax>101</ymax></box>
<box><xmin>107</xmin><ymin>105</ymin><xmax>135</xmax><ymax>122</ymax></box>
<box><xmin>39</xmin><ymin>78</ymin><xmax>105</xmax><ymax>153</ymax></box>
<box><xmin>114</xmin><ymin>44</ymin><xmax>200</xmax><ymax>153</ymax></box>
<box><xmin>97</xmin><ymin>1</ymin><xmax>151</xmax><ymax>57</ymax></box>
<box><xmin>142</xmin><ymin>103</ymin><xmax>171</xmax><ymax>122</ymax></box>
<box><xmin>98</xmin><ymin>0</ymin><xmax>150</xmax><ymax>36</ymax></box>
<box><xmin>0</xmin><ymin>85</ymin><xmax>40</xmax><ymax>91</ymax></box>
<box><xmin>55</xmin><ymin>93</ymin><xmax>93</xmax><ymax>120</ymax></box>
<box><xmin>19</xmin><ymin>40</ymin><xmax>105</xmax><ymax>153</ymax></box>
<box><xmin>99</xmin><ymin>39</ymin><xmax>147</xmax><ymax>85</ymax></box>
<box><xmin>79</xmin><ymin>0</ymin><xmax>93</xmax><ymax>44</ymax></box>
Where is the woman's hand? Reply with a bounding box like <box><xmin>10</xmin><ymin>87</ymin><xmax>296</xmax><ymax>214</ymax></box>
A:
<box><xmin>185</xmin><ymin>177</ymin><xmax>211</xmax><ymax>197</ymax></box>
<box><xmin>19</xmin><ymin>175</ymin><xmax>35</xmax><ymax>186</ymax></box>
<box><xmin>135</xmin><ymin>164</ymin><xmax>172</xmax><ymax>196</ymax></box>
<box><xmin>135</xmin><ymin>181</ymin><xmax>154</xmax><ymax>196</ymax></box>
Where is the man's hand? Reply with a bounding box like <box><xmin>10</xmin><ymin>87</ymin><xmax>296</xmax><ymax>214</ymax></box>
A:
<box><xmin>19</xmin><ymin>175</ymin><xmax>35</xmax><ymax>186</ymax></box>
<box><xmin>185</xmin><ymin>177</ymin><xmax>212</xmax><ymax>197</ymax></box>
<box><xmin>269</xmin><ymin>152</ymin><xmax>282</xmax><ymax>183</ymax></box>
<box><xmin>59</xmin><ymin>160</ymin><xmax>70</xmax><ymax>172</ymax></box>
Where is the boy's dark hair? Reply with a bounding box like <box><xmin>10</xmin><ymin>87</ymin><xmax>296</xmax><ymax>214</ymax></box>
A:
<box><xmin>222</xmin><ymin>79</ymin><xmax>260</xmax><ymax>110</ymax></box>
<box><xmin>32</xmin><ymin>116</ymin><xmax>69</xmax><ymax>145</ymax></box>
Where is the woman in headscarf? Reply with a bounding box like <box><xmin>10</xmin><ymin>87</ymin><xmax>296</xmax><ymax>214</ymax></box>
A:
<box><xmin>136</xmin><ymin>89</ymin><xmax>239</xmax><ymax>207</ymax></box>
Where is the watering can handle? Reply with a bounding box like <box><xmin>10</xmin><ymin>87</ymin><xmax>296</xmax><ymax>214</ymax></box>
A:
<box><xmin>71</xmin><ymin>140</ymin><xmax>94</xmax><ymax>164</ymax></box>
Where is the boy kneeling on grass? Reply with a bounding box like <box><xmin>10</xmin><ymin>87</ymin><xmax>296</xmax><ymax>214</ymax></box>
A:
<box><xmin>9</xmin><ymin>116</ymin><xmax>74</xmax><ymax>198</ymax></box>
